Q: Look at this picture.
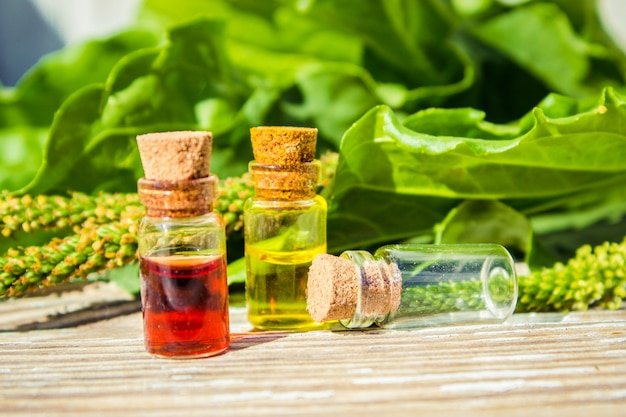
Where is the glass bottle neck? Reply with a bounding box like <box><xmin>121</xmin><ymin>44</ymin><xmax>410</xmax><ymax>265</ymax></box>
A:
<box><xmin>338</xmin><ymin>250</ymin><xmax>402</xmax><ymax>329</ymax></box>
<box><xmin>249</xmin><ymin>161</ymin><xmax>319</xmax><ymax>201</ymax></box>
<box><xmin>138</xmin><ymin>176</ymin><xmax>217</xmax><ymax>218</ymax></box>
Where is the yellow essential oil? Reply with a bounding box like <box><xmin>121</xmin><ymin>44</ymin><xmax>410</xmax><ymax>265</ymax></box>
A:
<box><xmin>244</xmin><ymin>126</ymin><xmax>327</xmax><ymax>331</ymax></box>
<box><xmin>244</xmin><ymin>197</ymin><xmax>327</xmax><ymax>330</ymax></box>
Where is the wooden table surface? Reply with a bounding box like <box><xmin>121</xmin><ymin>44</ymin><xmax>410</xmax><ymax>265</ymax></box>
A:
<box><xmin>1</xmin><ymin>283</ymin><xmax>625</xmax><ymax>417</ymax></box>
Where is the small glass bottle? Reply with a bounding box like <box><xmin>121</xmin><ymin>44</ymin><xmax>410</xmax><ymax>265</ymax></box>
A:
<box><xmin>136</xmin><ymin>131</ymin><xmax>229</xmax><ymax>358</ymax></box>
<box><xmin>244</xmin><ymin>126</ymin><xmax>327</xmax><ymax>330</ymax></box>
<box><xmin>307</xmin><ymin>243</ymin><xmax>517</xmax><ymax>329</ymax></box>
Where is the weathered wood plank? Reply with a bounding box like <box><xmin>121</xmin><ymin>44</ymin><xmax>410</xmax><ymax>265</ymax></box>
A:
<box><xmin>1</xmin><ymin>286</ymin><xmax>625</xmax><ymax>416</ymax></box>
<box><xmin>0</xmin><ymin>282</ymin><xmax>136</xmax><ymax>331</ymax></box>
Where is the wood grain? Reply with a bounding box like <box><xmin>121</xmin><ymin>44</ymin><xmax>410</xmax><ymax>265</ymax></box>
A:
<box><xmin>1</xmin><ymin>285</ymin><xmax>625</xmax><ymax>416</ymax></box>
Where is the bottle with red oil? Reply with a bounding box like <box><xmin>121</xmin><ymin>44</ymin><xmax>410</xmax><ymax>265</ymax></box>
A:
<box><xmin>136</xmin><ymin>131</ymin><xmax>229</xmax><ymax>358</ymax></box>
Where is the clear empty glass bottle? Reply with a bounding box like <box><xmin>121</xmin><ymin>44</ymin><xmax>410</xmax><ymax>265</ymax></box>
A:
<box><xmin>307</xmin><ymin>243</ymin><xmax>517</xmax><ymax>329</ymax></box>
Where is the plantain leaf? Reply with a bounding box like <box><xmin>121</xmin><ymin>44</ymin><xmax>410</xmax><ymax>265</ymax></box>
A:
<box><xmin>326</xmin><ymin>88</ymin><xmax>626</xmax><ymax>253</ymax></box>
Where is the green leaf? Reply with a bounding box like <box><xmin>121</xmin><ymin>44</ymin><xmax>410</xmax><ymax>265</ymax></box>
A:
<box><xmin>0</xmin><ymin>127</ymin><xmax>47</xmax><ymax>191</ymax></box>
<box><xmin>435</xmin><ymin>200</ymin><xmax>533</xmax><ymax>261</ymax></box>
<box><xmin>285</xmin><ymin>63</ymin><xmax>381</xmax><ymax>147</ymax></box>
<box><xmin>1</xmin><ymin>30</ymin><xmax>158</xmax><ymax>129</ymax></box>
<box><xmin>105</xmin><ymin>262</ymin><xmax>140</xmax><ymax>296</ymax></box>
<box><xmin>226</xmin><ymin>256</ymin><xmax>247</xmax><ymax>285</ymax></box>
<box><xmin>469</xmin><ymin>2</ymin><xmax>625</xmax><ymax>97</ymax></box>
<box><xmin>302</xmin><ymin>0</ymin><xmax>459</xmax><ymax>85</ymax></box>
<box><xmin>18</xmin><ymin>18</ymin><xmax>256</xmax><ymax>195</ymax></box>
<box><xmin>18</xmin><ymin>85</ymin><xmax>106</xmax><ymax>195</ymax></box>
<box><xmin>326</xmin><ymin>87</ymin><xmax>626</xmax><ymax>253</ymax></box>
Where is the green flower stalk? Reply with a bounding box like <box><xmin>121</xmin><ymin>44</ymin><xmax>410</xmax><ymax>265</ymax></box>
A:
<box><xmin>0</xmin><ymin>190</ymin><xmax>142</xmax><ymax>238</ymax></box>
<box><xmin>318</xmin><ymin>151</ymin><xmax>339</xmax><ymax>189</ymax></box>
<box><xmin>395</xmin><ymin>280</ymin><xmax>485</xmax><ymax>318</ymax></box>
<box><xmin>0</xmin><ymin>208</ymin><xmax>142</xmax><ymax>297</ymax></box>
<box><xmin>516</xmin><ymin>237</ymin><xmax>626</xmax><ymax>312</ymax></box>
<box><xmin>394</xmin><ymin>238</ymin><xmax>626</xmax><ymax>316</ymax></box>
<box><xmin>0</xmin><ymin>152</ymin><xmax>338</xmax><ymax>298</ymax></box>
<box><xmin>214</xmin><ymin>173</ymin><xmax>253</xmax><ymax>236</ymax></box>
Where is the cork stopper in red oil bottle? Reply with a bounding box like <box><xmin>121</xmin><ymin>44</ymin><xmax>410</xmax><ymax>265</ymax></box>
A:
<box><xmin>136</xmin><ymin>131</ymin><xmax>218</xmax><ymax>217</ymax></box>
<box><xmin>249</xmin><ymin>126</ymin><xmax>320</xmax><ymax>201</ymax></box>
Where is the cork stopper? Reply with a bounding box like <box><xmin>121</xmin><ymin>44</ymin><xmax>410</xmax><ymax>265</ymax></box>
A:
<box><xmin>251</xmin><ymin>126</ymin><xmax>317</xmax><ymax>165</ymax></box>
<box><xmin>307</xmin><ymin>254</ymin><xmax>359</xmax><ymax>322</ymax></box>
<box><xmin>136</xmin><ymin>131</ymin><xmax>216</xmax><ymax>218</ymax></box>
<box><xmin>137</xmin><ymin>131</ymin><xmax>212</xmax><ymax>181</ymax></box>
<box><xmin>249</xmin><ymin>126</ymin><xmax>320</xmax><ymax>201</ymax></box>
<box><xmin>307</xmin><ymin>252</ymin><xmax>403</xmax><ymax>325</ymax></box>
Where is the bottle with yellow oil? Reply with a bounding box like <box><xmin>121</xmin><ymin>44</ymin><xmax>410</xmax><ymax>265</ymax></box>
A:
<box><xmin>244</xmin><ymin>126</ymin><xmax>327</xmax><ymax>330</ymax></box>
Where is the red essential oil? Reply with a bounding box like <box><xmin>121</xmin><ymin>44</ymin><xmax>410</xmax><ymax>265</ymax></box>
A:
<box><xmin>140</xmin><ymin>253</ymin><xmax>230</xmax><ymax>358</ymax></box>
<box><xmin>136</xmin><ymin>131</ymin><xmax>229</xmax><ymax>358</ymax></box>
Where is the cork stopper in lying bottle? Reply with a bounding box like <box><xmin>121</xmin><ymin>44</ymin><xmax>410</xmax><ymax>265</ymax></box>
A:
<box><xmin>307</xmin><ymin>254</ymin><xmax>359</xmax><ymax>322</ymax></box>
<box><xmin>136</xmin><ymin>131</ymin><xmax>217</xmax><ymax>218</ymax></box>
<box><xmin>249</xmin><ymin>126</ymin><xmax>320</xmax><ymax>201</ymax></box>
<box><xmin>307</xmin><ymin>252</ymin><xmax>403</xmax><ymax>326</ymax></box>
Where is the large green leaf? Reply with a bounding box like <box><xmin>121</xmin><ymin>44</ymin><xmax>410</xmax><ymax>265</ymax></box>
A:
<box><xmin>0</xmin><ymin>31</ymin><xmax>158</xmax><ymax>192</ymax></box>
<box><xmin>326</xmin><ymin>87</ymin><xmax>626</xmax><ymax>252</ymax></box>
<box><xmin>435</xmin><ymin>200</ymin><xmax>533</xmax><ymax>261</ymax></box>
<box><xmin>0</xmin><ymin>127</ymin><xmax>47</xmax><ymax>191</ymax></box>
<box><xmin>18</xmin><ymin>18</ymin><xmax>259</xmax><ymax>195</ymax></box>
<box><xmin>300</xmin><ymin>0</ymin><xmax>458</xmax><ymax>85</ymax></box>
<box><xmin>0</xmin><ymin>30</ymin><xmax>158</xmax><ymax>129</ymax></box>
<box><xmin>469</xmin><ymin>2</ymin><xmax>626</xmax><ymax>97</ymax></box>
